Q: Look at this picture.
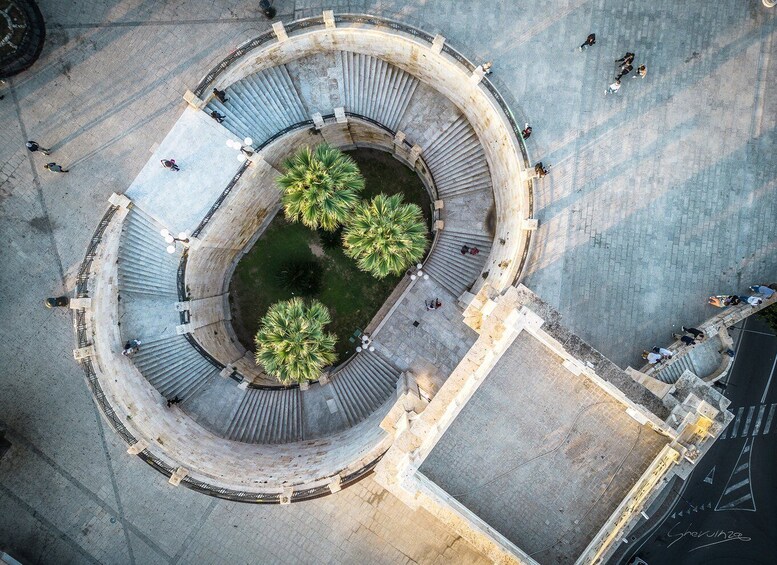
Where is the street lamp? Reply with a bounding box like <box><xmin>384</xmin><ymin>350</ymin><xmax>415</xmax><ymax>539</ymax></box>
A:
<box><xmin>226</xmin><ymin>137</ymin><xmax>254</xmax><ymax>162</ymax></box>
<box><xmin>409</xmin><ymin>262</ymin><xmax>429</xmax><ymax>281</ymax></box>
<box><xmin>160</xmin><ymin>228</ymin><xmax>190</xmax><ymax>254</ymax></box>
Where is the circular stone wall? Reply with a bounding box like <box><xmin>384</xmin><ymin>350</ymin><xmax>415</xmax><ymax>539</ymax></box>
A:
<box><xmin>79</xmin><ymin>14</ymin><xmax>532</xmax><ymax>501</ymax></box>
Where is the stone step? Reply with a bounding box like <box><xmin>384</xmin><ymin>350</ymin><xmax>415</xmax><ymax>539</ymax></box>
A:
<box><xmin>424</xmin><ymin>230</ymin><xmax>492</xmax><ymax>297</ymax></box>
<box><xmin>205</xmin><ymin>64</ymin><xmax>307</xmax><ymax>149</ymax></box>
<box><xmin>131</xmin><ymin>335</ymin><xmax>218</xmax><ymax>399</ymax></box>
<box><xmin>340</xmin><ymin>52</ymin><xmax>419</xmax><ymax>131</ymax></box>
<box><xmin>225</xmin><ymin>387</ymin><xmax>303</xmax><ymax>444</ymax></box>
<box><xmin>329</xmin><ymin>351</ymin><xmax>400</xmax><ymax>427</ymax></box>
<box><xmin>653</xmin><ymin>335</ymin><xmax>724</xmax><ymax>384</ymax></box>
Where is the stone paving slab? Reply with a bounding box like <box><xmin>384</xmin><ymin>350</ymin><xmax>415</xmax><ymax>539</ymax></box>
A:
<box><xmin>374</xmin><ymin>276</ymin><xmax>478</xmax><ymax>394</ymax></box>
<box><xmin>125</xmin><ymin>106</ymin><xmax>243</xmax><ymax>236</ymax></box>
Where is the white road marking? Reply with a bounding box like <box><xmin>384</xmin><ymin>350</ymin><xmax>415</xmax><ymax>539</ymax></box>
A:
<box><xmin>763</xmin><ymin>403</ymin><xmax>776</xmax><ymax>434</ymax></box>
<box><xmin>752</xmin><ymin>404</ymin><xmax>766</xmax><ymax>436</ymax></box>
<box><xmin>703</xmin><ymin>466</ymin><xmax>715</xmax><ymax>485</ymax></box>
<box><xmin>730</xmin><ymin>407</ymin><xmax>744</xmax><ymax>438</ymax></box>
<box><xmin>760</xmin><ymin>352</ymin><xmax>777</xmax><ymax>404</ymax></box>
<box><xmin>715</xmin><ymin>437</ymin><xmax>757</xmax><ymax>512</ymax></box>
<box><xmin>724</xmin><ymin>478</ymin><xmax>750</xmax><ymax>496</ymax></box>
<box><xmin>741</xmin><ymin>406</ymin><xmax>755</xmax><ymax>437</ymax></box>
<box><xmin>718</xmin><ymin>493</ymin><xmax>753</xmax><ymax>509</ymax></box>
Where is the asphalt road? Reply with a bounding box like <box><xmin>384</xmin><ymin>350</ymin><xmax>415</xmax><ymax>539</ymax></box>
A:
<box><xmin>623</xmin><ymin>314</ymin><xmax>777</xmax><ymax>565</ymax></box>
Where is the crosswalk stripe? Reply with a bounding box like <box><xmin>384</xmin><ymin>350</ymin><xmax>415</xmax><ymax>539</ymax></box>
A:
<box><xmin>735</xmin><ymin>463</ymin><xmax>749</xmax><ymax>473</ymax></box>
<box><xmin>752</xmin><ymin>405</ymin><xmax>766</xmax><ymax>436</ymax></box>
<box><xmin>764</xmin><ymin>404</ymin><xmax>776</xmax><ymax>435</ymax></box>
<box><xmin>719</xmin><ymin>427</ymin><xmax>728</xmax><ymax>439</ymax></box>
<box><xmin>741</xmin><ymin>406</ymin><xmax>755</xmax><ymax>437</ymax></box>
<box><xmin>720</xmin><ymin>493</ymin><xmax>752</xmax><ymax>509</ymax></box>
<box><xmin>731</xmin><ymin>407</ymin><xmax>744</xmax><ymax>438</ymax></box>
<box><xmin>724</xmin><ymin>478</ymin><xmax>750</xmax><ymax>496</ymax></box>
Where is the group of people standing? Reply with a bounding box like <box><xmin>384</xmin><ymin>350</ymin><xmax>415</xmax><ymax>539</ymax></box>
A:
<box><xmin>643</xmin><ymin>284</ymin><xmax>775</xmax><ymax>366</ymax></box>
<box><xmin>605</xmin><ymin>51</ymin><xmax>647</xmax><ymax>95</ymax></box>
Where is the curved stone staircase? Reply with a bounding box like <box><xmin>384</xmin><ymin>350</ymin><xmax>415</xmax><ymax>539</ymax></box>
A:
<box><xmin>80</xmin><ymin>15</ymin><xmax>531</xmax><ymax>500</ymax></box>
<box><xmin>116</xmin><ymin>200</ymin><xmax>404</xmax><ymax>445</ymax></box>
<box><xmin>204</xmin><ymin>51</ymin><xmax>495</xmax><ymax>301</ymax></box>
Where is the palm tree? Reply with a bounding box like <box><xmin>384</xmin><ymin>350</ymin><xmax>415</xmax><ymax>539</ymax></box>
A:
<box><xmin>254</xmin><ymin>298</ymin><xmax>337</xmax><ymax>384</ymax></box>
<box><xmin>278</xmin><ymin>144</ymin><xmax>365</xmax><ymax>231</ymax></box>
<box><xmin>343</xmin><ymin>193</ymin><xmax>428</xmax><ymax>279</ymax></box>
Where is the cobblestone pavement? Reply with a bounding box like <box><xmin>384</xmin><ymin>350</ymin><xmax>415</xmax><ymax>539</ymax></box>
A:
<box><xmin>1</xmin><ymin>1</ymin><xmax>775</xmax><ymax>563</ymax></box>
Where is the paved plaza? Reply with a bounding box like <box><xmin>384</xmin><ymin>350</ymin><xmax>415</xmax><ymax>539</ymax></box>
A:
<box><xmin>1</xmin><ymin>1</ymin><xmax>775</xmax><ymax>563</ymax></box>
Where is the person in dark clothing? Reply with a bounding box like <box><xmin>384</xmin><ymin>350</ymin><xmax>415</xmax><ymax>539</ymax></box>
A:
<box><xmin>682</xmin><ymin>326</ymin><xmax>705</xmax><ymax>339</ymax></box>
<box><xmin>166</xmin><ymin>396</ymin><xmax>182</xmax><ymax>407</ymax></box>
<box><xmin>616</xmin><ymin>64</ymin><xmax>633</xmax><ymax>80</ymax></box>
<box><xmin>616</xmin><ymin>52</ymin><xmax>635</xmax><ymax>66</ymax></box>
<box><xmin>26</xmin><ymin>141</ymin><xmax>51</xmax><ymax>155</ymax></box>
<box><xmin>44</xmin><ymin>163</ymin><xmax>68</xmax><ymax>173</ymax></box>
<box><xmin>161</xmin><ymin>159</ymin><xmax>180</xmax><ymax>171</ymax></box>
<box><xmin>460</xmin><ymin>245</ymin><xmax>470</xmax><ymax>255</ymax></box>
<box><xmin>579</xmin><ymin>33</ymin><xmax>596</xmax><ymax>50</ymax></box>
<box><xmin>212</xmin><ymin>88</ymin><xmax>228</xmax><ymax>103</ymax></box>
<box><xmin>522</xmin><ymin>123</ymin><xmax>532</xmax><ymax>139</ymax></box>
<box><xmin>534</xmin><ymin>162</ymin><xmax>550</xmax><ymax>178</ymax></box>
<box><xmin>210</xmin><ymin>110</ymin><xmax>226</xmax><ymax>123</ymax></box>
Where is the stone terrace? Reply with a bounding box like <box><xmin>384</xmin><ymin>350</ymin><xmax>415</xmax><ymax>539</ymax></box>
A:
<box><xmin>420</xmin><ymin>331</ymin><xmax>668</xmax><ymax>564</ymax></box>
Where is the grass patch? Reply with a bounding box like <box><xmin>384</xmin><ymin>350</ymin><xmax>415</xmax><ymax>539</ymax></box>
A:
<box><xmin>230</xmin><ymin>148</ymin><xmax>430</xmax><ymax>363</ymax></box>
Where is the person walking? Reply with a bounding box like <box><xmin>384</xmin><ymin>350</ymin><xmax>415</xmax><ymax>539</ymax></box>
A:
<box><xmin>122</xmin><ymin>339</ymin><xmax>142</xmax><ymax>356</ymax></box>
<box><xmin>522</xmin><ymin>123</ymin><xmax>532</xmax><ymax>139</ymax></box>
<box><xmin>481</xmin><ymin>62</ymin><xmax>493</xmax><ymax>75</ymax></box>
<box><xmin>212</xmin><ymin>88</ymin><xmax>228</xmax><ymax>103</ymax></box>
<box><xmin>616</xmin><ymin>52</ymin><xmax>635</xmax><ymax>66</ymax></box>
<box><xmin>161</xmin><ymin>159</ymin><xmax>179</xmax><ymax>171</ymax></box>
<box><xmin>210</xmin><ymin>110</ymin><xmax>226</xmax><ymax>123</ymax></box>
<box><xmin>26</xmin><ymin>141</ymin><xmax>51</xmax><ymax>155</ymax></box>
<box><xmin>616</xmin><ymin>64</ymin><xmax>633</xmax><ymax>80</ymax></box>
<box><xmin>166</xmin><ymin>395</ymin><xmax>182</xmax><ymax>407</ymax></box>
<box><xmin>749</xmin><ymin>284</ymin><xmax>775</xmax><ymax>299</ymax></box>
<box><xmin>633</xmin><ymin>64</ymin><xmax>647</xmax><ymax>79</ymax></box>
<box><xmin>460</xmin><ymin>244</ymin><xmax>470</xmax><ymax>255</ymax></box>
<box><xmin>579</xmin><ymin>33</ymin><xmax>596</xmax><ymax>51</ymax></box>
<box><xmin>672</xmin><ymin>334</ymin><xmax>697</xmax><ymax>346</ymax></box>
<box><xmin>44</xmin><ymin>162</ymin><xmax>69</xmax><ymax>173</ymax></box>
<box><xmin>605</xmin><ymin>79</ymin><xmax>621</xmax><ymax>95</ymax></box>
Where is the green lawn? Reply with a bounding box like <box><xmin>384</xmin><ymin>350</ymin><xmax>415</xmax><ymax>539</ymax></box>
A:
<box><xmin>229</xmin><ymin>148</ymin><xmax>431</xmax><ymax>362</ymax></box>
